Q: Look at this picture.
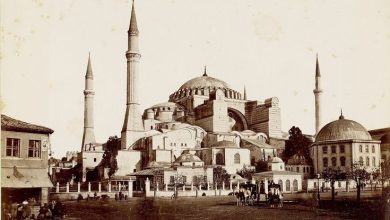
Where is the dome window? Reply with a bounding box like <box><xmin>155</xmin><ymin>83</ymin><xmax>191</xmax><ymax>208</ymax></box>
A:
<box><xmin>372</xmin><ymin>145</ymin><xmax>375</xmax><ymax>153</ymax></box>
<box><xmin>323</xmin><ymin>158</ymin><xmax>328</xmax><ymax>167</ymax></box>
<box><xmin>331</xmin><ymin>157</ymin><xmax>337</xmax><ymax>166</ymax></box>
<box><xmin>331</xmin><ymin>146</ymin><xmax>336</xmax><ymax>154</ymax></box>
<box><xmin>322</xmin><ymin>146</ymin><xmax>328</xmax><ymax>154</ymax></box>
<box><xmin>340</xmin><ymin>145</ymin><xmax>345</xmax><ymax>153</ymax></box>
<box><xmin>340</xmin><ymin>156</ymin><xmax>346</xmax><ymax>166</ymax></box>
<box><xmin>359</xmin><ymin>145</ymin><xmax>363</xmax><ymax>153</ymax></box>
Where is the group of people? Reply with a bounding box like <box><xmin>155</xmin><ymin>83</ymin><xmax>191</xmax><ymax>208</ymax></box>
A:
<box><xmin>2</xmin><ymin>199</ymin><xmax>65</xmax><ymax>220</ymax></box>
<box><xmin>267</xmin><ymin>188</ymin><xmax>284</xmax><ymax>208</ymax></box>
<box><xmin>234</xmin><ymin>186</ymin><xmax>257</xmax><ymax>206</ymax></box>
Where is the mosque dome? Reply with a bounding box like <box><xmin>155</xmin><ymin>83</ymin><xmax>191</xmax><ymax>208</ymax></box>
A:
<box><xmin>169</xmin><ymin>70</ymin><xmax>243</xmax><ymax>102</ymax></box>
<box><xmin>174</xmin><ymin>153</ymin><xmax>203</xmax><ymax>163</ymax></box>
<box><xmin>270</xmin><ymin>157</ymin><xmax>284</xmax><ymax>163</ymax></box>
<box><xmin>315</xmin><ymin>114</ymin><xmax>372</xmax><ymax>142</ymax></box>
<box><xmin>179</xmin><ymin>75</ymin><xmax>232</xmax><ymax>90</ymax></box>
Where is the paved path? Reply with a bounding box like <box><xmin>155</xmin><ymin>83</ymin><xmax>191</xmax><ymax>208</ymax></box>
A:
<box><xmin>62</xmin><ymin>196</ymin><xmax>365</xmax><ymax>220</ymax></box>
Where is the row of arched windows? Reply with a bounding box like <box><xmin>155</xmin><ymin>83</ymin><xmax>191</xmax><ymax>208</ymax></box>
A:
<box><xmin>358</xmin><ymin>156</ymin><xmax>376</xmax><ymax>167</ymax></box>
<box><xmin>276</xmin><ymin>179</ymin><xmax>298</xmax><ymax>192</ymax></box>
<box><xmin>322</xmin><ymin>145</ymin><xmax>345</xmax><ymax>154</ymax></box>
<box><xmin>323</xmin><ymin>156</ymin><xmax>346</xmax><ymax>167</ymax></box>
<box><xmin>358</xmin><ymin>145</ymin><xmax>376</xmax><ymax>153</ymax></box>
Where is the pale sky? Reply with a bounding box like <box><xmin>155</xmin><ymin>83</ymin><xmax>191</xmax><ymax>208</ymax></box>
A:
<box><xmin>1</xmin><ymin>0</ymin><xmax>390</xmax><ymax>158</ymax></box>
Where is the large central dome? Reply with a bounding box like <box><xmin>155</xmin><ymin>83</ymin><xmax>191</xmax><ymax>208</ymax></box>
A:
<box><xmin>169</xmin><ymin>71</ymin><xmax>243</xmax><ymax>102</ymax></box>
<box><xmin>315</xmin><ymin>114</ymin><xmax>372</xmax><ymax>142</ymax></box>
<box><xmin>179</xmin><ymin>75</ymin><xmax>232</xmax><ymax>90</ymax></box>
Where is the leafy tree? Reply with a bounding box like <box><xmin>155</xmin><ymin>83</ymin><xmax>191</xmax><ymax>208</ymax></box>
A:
<box><xmin>322</xmin><ymin>167</ymin><xmax>346</xmax><ymax>201</ymax></box>
<box><xmin>237</xmin><ymin>164</ymin><xmax>255</xmax><ymax>180</ymax></box>
<box><xmin>213</xmin><ymin>166</ymin><xmax>230</xmax><ymax>187</ymax></box>
<box><xmin>283</xmin><ymin>126</ymin><xmax>313</xmax><ymax>161</ymax></box>
<box><xmin>193</xmin><ymin>174</ymin><xmax>207</xmax><ymax>190</ymax></box>
<box><xmin>347</xmin><ymin>162</ymin><xmax>370</xmax><ymax>203</ymax></box>
<box><xmin>255</xmin><ymin>160</ymin><xmax>268</xmax><ymax>172</ymax></box>
<box><xmin>380</xmin><ymin>160</ymin><xmax>390</xmax><ymax>187</ymax></box>
<box><xmin>100</xmin><ymin>136</ymin><xmax>121</xmax><ymax>178</ymax></box>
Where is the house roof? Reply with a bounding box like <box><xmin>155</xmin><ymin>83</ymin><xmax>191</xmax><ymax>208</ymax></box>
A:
<box><xmin>1</xmin><ymin>115</ymin><xmax>54</xmax><ymax>134</ymax></box>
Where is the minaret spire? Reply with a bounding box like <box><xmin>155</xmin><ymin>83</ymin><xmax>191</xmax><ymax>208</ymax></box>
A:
<box><xmin>243</xmin><ymin>85</ymin><xmax>247</xmax><ymax>100</ymax></box>
<box><xmin>81</xmin><ymin>53</ymin><xmax>96</xmax><ymax>182</ymax></box>
<box><xmin>203</xmin><ymin>66</ymin><xmax>208</xmax><ymax>76</ymax></box>
<box><xmin>313</xmin><ymin>53</ymin><xmax>323</xmax><ymax>135</ymax></box>
<box><xmin>122</xmin><ymin>0</ymin><xmax>144</xmax><ymax>149</ymax></box>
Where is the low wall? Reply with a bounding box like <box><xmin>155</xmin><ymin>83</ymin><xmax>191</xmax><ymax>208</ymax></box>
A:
<box><xmin>50</xmin><ymin>191</ymin><xmax>129</xmax><ymax>201</ymax></box>
<box><xmin>146</xmin><ymin>189</ymin><xmax>233</xmax><ymax>197</ymax></box>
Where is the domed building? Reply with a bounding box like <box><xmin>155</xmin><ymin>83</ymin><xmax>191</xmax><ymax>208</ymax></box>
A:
<box><xmin>310</xmin><ymin>113</ymin><xmax>381</xmax><ymax>174</ymax></box>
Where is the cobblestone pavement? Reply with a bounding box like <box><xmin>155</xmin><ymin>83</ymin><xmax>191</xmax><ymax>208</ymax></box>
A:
<box><xmin>62</xmin><ymin>196</ymin><xmax>363</xmax><ymax>220</ymax></box>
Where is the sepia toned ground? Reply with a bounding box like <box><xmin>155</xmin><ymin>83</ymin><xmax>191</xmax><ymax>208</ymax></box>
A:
<box><xmin>61</xmin><ymin>193</ymin><xmax>383</xmax><ymax>220</ymax></box>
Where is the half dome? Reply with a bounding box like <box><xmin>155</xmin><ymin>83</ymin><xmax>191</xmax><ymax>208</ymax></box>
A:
<box><xmin>316</xmin><ymin>115</ymin><xmax>372</xmax><ymax>142</ymax></box>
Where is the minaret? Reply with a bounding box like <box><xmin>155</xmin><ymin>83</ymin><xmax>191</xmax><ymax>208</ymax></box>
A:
<box><xmin>313</xmin><ymin>54</ymin><xmax>323</xmax><ymax>135</ymax></box>
<box><xmin>81</xmin><ymin>53</ymin><xmax>96</xmax><ymax>151</ymax></box>
<box><xmin>243</xmin><ymin>85</ymin><xmax>247</xmax><ymax>100</ymax></box>
<box><xmin>121</xmin><ymin>1</ymin><xmax>144</xmax><ymax>149</ymax></box>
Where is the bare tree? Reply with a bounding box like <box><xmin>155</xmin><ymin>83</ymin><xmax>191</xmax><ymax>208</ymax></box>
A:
<box><xmin>347</xmin><ymin>162</ymin><xmax>370</xmax><ymax>203</ymax></box>
<box><xmin>322</xmin><ymin>167</ymin><xmax>346</xmax><ymax>201</ymax></box>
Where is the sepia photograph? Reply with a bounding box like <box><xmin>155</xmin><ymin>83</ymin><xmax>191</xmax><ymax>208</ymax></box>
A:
<box><xmin>1</xmin><ymin>0</ymin><xmax>390</xmax><ymax>219</ymax></box>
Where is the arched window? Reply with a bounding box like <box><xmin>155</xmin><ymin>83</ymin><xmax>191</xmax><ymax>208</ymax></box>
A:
<box><xmin>293</xmin><ymin>179</ymin><xmax>298</xmax><ymax>191</ymax></box>
<box><xmin>340</xmin><ymin>156</ymin><xmax>346</xmax><ymax>166</ymax></box>
<box><xmin>286</xmin><ymin>180</ymin><xmax>291</xmax><ymax>191</ymax></box>
<box><xmin>278</xmin><ymin>180</ymin><xmax>283</xmax><ymax>191</ymax></box>
<box><xmin>322</xmin><ymin>146</ymin><xmax>328</xmax><ymax>154</ymax></box>
<box><xmin>382</xmin><ymin>154</ymin><xmax>386</xmax><ymax>161</ymax></box>
<box><xmin>331</xmin><ymin>157</ymin><xmax>337</xmax><ymax>167</ymax></box>
<box><xmin>323</xmin><ymin>158</ymin><xmax>328</xmax><ymax>167</ymax></box>
<box><xmin>366</xmin><ymin>157</ymin><xmax>370</xmax><ymax>166</ymax></box>
<box><xmin>340</xmin><ymin>145</ymin><xmax>345</xmax><ymax>153</ymax></box>
<box><xmin>331</xmin><ymin>146</ymin><xmax>336</xmax><ymax>154</ymax></box>
<box><xmin>234</xmin><ymin>153</ymin><xmax>240</xmax><ymax>164</ymax></box>
<box><xmin>359</xmin><ymin>145</ymin><xmax>363</xmax><ymax>153</ymax></box>
<box><xmin>373</xmin><ymin>157</ymin><xmax>376</xmax><ymax>167</ymax></box>
<box><xmin>372</xmin><ymin>145</ymin><xmax>375</xmax><ymax>153</ymax></box>
<box><xmin>359</xmin><ymin>156</ymin><xmax>363</xmax><ymax>165</ymax></box>
<box><xmin>365</xmin><ymin>145</ymin><xmax>369</xmax><ymax>153</ymax></box>
<box><xmin>216</xmin><ymin>153</ymin><xmax>224</xmax><ymax>165</ymax></box>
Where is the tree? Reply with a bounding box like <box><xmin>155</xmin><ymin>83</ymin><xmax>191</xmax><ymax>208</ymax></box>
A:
<box><xmin>322</xmin><ymin>167</ymin><xmax>346</xmax><ymax>201</ymax></box>
<box><xmin>100</xmin><ymin>136</ymin><xmax>121</xmax><ymax>178</ymax></box>
<box><xmin>347</xmin><ymin>162</ymin><xmax>370</xmax><ymax>203</ymax></box>
<box><xmin>213</xmin><ymin>166</ymin><xmax>230</xmax><ymax>188</ymax></box>
<box><xmin>193</xmin><ymin>174</ymin><xmax>207</xmax><ymax>190</ymax></box>
<box><xmin>380</xmin><ymin>160</ymin><xmax>390</xmax><ymax>187</ymax></box>
<box><xmin>283</xmin><ymin>126</ymin><xmax>313</xmax><ymax>161</ymax></box>
<box><xmin>237</xmin><ymin>165</ymin><xmax>255</xmax><ymax>180</ymax></box>
<box><xmin>255</xmin><ymin>160</ymin><xmax>268</xmax><ymax>173</ymax></box>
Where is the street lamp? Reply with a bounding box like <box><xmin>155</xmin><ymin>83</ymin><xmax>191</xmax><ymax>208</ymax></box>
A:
<box><xmin>316</xmin><ymin>173</ymin><xmax>321</xmax><ymax>202</ymax></box>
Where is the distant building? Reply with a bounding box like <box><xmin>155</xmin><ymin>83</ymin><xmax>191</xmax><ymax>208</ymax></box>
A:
<box><xmin>369</xmin><ymin>127</ymin><xmax>390</xmax><ymax>162</ymax></box>
<box><xmin>1</xmin><ymin>115</ymin><xmax>54</xmax><ymax>205</ymax></box>
<box><xmin>253</xmin><ymin>157</ymin><xmax>303</xmax><ymax>192</ymax></box>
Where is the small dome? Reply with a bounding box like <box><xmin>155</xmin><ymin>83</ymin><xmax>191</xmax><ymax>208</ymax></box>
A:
<box><xmin>213</xmin><ymin>140</ymin><xmax>237</xmax><ymax>148</ymax></box>
<box><xmin>174</xmin><ymin>153</ymin><xmax>203</xmax><ymax>163</ymax></box>
<box><xmin>381</xmin><ymin>132</ymin><xmax>390</xmax><ymax>144</ymax></box>
<box><xmin>179</xmin><ymin>75</ymin><xmax>232</xmax><ymax>90</ymax></box>
<box><xmin>271</xmin><ymin>157</ymin><xmax>284</xmax><ymax>163</ymax></box>
<box><xmin>316</xmin><ymin>115</ymin><xmax>372</xmax><ymax>142</ymax></box>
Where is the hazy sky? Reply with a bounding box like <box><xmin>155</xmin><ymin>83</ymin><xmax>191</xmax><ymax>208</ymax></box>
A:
<box><xmin>1</xmin><ymin>0</ymin><xmax>390</xmax><ymax>158</ymax></box>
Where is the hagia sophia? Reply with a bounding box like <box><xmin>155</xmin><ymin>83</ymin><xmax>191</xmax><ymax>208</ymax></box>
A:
<box><xmin>77</xmin><ymin>1</ymin><xmax>389</xmax><ymax>192</ymax></box>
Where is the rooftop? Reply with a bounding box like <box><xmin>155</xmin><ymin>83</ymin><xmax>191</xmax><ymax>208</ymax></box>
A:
<box><xmin>1</xmin><ymin>114</ymin><xmax>54</xmax><ymax>134</ymax></box>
